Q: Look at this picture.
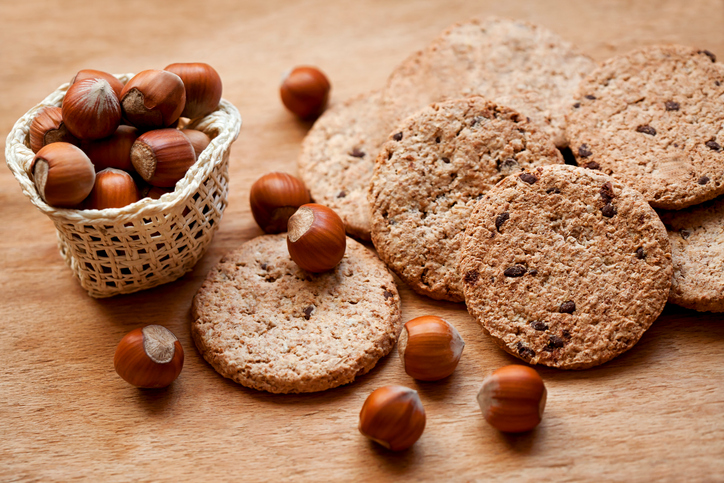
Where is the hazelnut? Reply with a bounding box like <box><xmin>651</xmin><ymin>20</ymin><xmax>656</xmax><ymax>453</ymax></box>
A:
<box><xmin>477</xmin><ymin>365</ymin><xmax>547</xmax><ymax>433</ymax></box>
<box><xmin>280</xmin><ymin>66</ymin><xmax>330</xmax><ymax>119</ymax></box>
<box><xmin>28</xmin><ymin>106</ymin><xmax>79</xmax><ymax>153</ymax></box>
<box><xmin>130</xmin><ymin>129</ymin><xmax>196</xmax><ymax>187</ymax></box>
<box><xmin>85</xmin><ymin>168</ymin><xmax>140</xmax><ymax>210</ymax></box>
<box><xmin>398</xmin><ymin>315</ymin><xmax>465</xmax><ymax>381</ymax></box>
<box><xmin>70</xmin><ymin>69</ymin><xmax>124</xmax><ymax>99</ymax></box>
<box><xmin>250</xmin><ymin>172</ymin><xmax>310</xmax><ymax>233</ymax></box>
<box><xmin>180</xmin><ymin>128</ymin><xmax>211</xmax><ymax>159</ymax></box>
<box><xmin>359</xmin><ymin>386</ymin><xmax>426</xmax><ymax>451</ymax></box>
<box><xmin>164</xmin><ymin>63</ymin><xmax>223</xmax><ymax>119</ymax></box>
<box><xmin>114</xmin><ymin>325</ymin><xmax>184</xmax><ymax>388</ymax></box>
<box><xmin>120</xmin><ymin>70</ymin><xmax>186</xmax><ymax>130</ymax></box>
<box><xmin>81</xmin><ymin>125</ymin><xmax>139</xmax><ymax>172</ymax></box>
<box><xmin>61</xmin><ymin>78</ymin><xmax>121</xmax><ymax>140</ymax></box>
<box><xmin>144</xmin><ymin>185</ymin><xmax>174</xmax><ymax>200</ymax></box>
<box><xmin>31</xmin><ymin>143</ymin><xmax>95</xmax><ymax>208</ymax></box>
<box><xmin>287</xmin><ymin>203</ymin><xmax>345</xmax><ymax>272</ymax></box>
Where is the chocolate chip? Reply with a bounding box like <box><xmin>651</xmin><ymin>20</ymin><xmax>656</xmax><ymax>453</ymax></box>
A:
<box><xmin>717</xmin><ymin>81</ymin><xmax>722</xmax><ymax>87</ymax></box>
<box><xmin>562</xmin><ymin>330</ymin><xmax>572</xmax><ymax>339</ymax></box>
<box><xmin>516</xmin><ymin>342</ymin><xmax>536</xmax><ymax>359</ymax></box>
<box><xmin>442</xmin><ymin>157</ymin><xmax>450</xmax><ymax>163</ymax></box>
<box><xmin>585</xmin><ymin>94</ymin><xmax>596</xmax><ymax>100</ymax></box>
<box><xmin>680</xmin><ymin>229</ymin><xmax>691</xmax><ymax>240</ymax></box>
<box><xmin>601</xmin><ymin>203</ymin><xmax>617</xmax><ymax>218</ymax></box>
<box><xmin>393</xmin><ymin>132</ymin><xmax>403</xmax><ymax>141</ymax></box>
<box><xmin>337</xmin><ymin>190</ymin><xmax>347</xmax><ymax>198</ymax></box>
<box><xmin>698</xmin><ymin>176</ymin><xmax>710</xmax><ymax>185</ymax></box>
<box><xmin>260</xmin><ymin>263</ymin><xmax>268</xmax><ymax>270</ymax></box>
<box><xmin>636</xmin><ymin>247</ymin><xmax>646</xmax><ymax>259</ymax></box>
<box><xmin>495</xmin><ymin>212</ymin><xmax>510</xmax><ymax>232</ymax></box>
<box><xmin>546</xmin><ymin>187</ymin><xmax>561</xmax><ymax>194</ymax></box>
<box><xmin>303</xmin><ymin>305</ymin><xmax>315</xmax><ymax>320</ymax></box>
<box><xmin>600</xmin><ymin>181</ymin><xmax>615</xmax><ymax>203</ymax></box>
<box><xmin>585</xmin><ymin>161</ymin><xmax>600</xmax><ymax>170</ymax></box>
<box><xmin>573</xmin><ymin>102</ymin><xmax>581</xmax><ymax>108</ymax></box>
<box><xmin>464</xmin><ymin>269</ymin><xmax>479</xmax><ymax>285</ymax></box>
<box><xmin>544</xmin><ymin>336</ymin><xmax>565</xmax><ymax>351</ymax></box>
<box><xmin>519</xmin><ymin>173</ymin><xmax>538</xmax><ymax>184</ymax></box>
<box><xmin>504</xmin><ymin>265</ymin><xmax>527</xmax><ymax>277</ymax></box>
<box><xmin>665</xmin><ymin>101</ymin><xmax>680</xmax><ymax>111</ymax></box>
<box><xmin>578</xmin><ymin>144</ymin><xmax>592</xmax><ymax>158</ymax></box>
<box><xmin>636</xmin><ymin>125</ymin><xmax>657</xmax><ymax>136</ymax></box>
<box><xmin>470</xmin><ymin>116</ymin><xmax>485</xmax><ymax>126</ymax></box>
<box><xmin>528</xmin><ymin>269</ymin><xmax>538</xmax><ymax>276</ymax></box>
<box><xmin>349</xmin><ymin>147</ymin><xmax>365</xmax><ymax>158</ymax></box>
<box><xmin>435</xmin><ymin>136</ymin><xmax>441</xmax><ymax>143</ymax></box>
<box><xmin>699</xmin><ymin>49</ymin><xmax>716</xmax><ymax>62</ymax></box>
<box><xmin>531</xmin><ymin>321</ymin><xmax>548</xmax><ymax>331</ymax></box>
<box><xmin>560</xmin><ymin>301</ymin><xmax>576</xmax><ymax>314</ymax></box>
<box><xmin>383</xmin><ymin>290</ymin><xmax>394</xmax><ymax>300</ymax></box>
<box><xmin>706</xmin><ymin>140</ymin><xmax>721</xmax><ymax>151</ymax></box>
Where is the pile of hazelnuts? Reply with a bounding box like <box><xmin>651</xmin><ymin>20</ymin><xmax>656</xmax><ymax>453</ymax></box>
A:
<box><xmin>29</xmin><ymin>64</ymin><xmax>222</xmax><ymax>210</ymax></box>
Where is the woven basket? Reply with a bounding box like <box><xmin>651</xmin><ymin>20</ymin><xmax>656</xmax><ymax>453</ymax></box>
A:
<box><xmin>5</xmin><ymin>74</ymin><xmax>242</xmax><ymax>298</ymax></box>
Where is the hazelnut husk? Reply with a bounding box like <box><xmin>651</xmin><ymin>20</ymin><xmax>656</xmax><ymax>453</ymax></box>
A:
<box><xmin>287</xmin><ymin>203</ymin><xmax>346</xmax><ymax>272</ymax></box>
<box><xmin>165</xmin><ymin>63</ymin><xmax>223</xmax><ymax>119</ymax></box>
<box><xmin>28</xmin><ymin>106</ymin><xmax>79</xmax><ymax>153</ymax></box>
<box><xmin>31</xmin><ymin>142</ymin><xmax>95</xmax><ymax>208</ymax></box>
<box><xmin>130</xmin><ymin>129</ymin><xmax>196</xmax><ymax>187</ymax></box>
<box><xmin>250</xmin><ymin>172</ymin><xmax>310</xmax><ymax>233</ymax></box>
<box><xmin>280</xmin><ymin>66</ymin><xmax>331</xmax><ymax>119</ymax></box>
<box><xmin>359</xmin><ymin>386</ymin><xmax>426</xmax><ymax>451</ymax></box>
<box><xmin>120</xmin><ymin>70</ymin><xmax>186</xmax><ymax>130</ymax></box>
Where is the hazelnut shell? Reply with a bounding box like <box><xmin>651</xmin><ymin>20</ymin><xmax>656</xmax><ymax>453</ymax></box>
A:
<box><xmin>120</xmin><ymin>70</ymin><xmax>186</xmax><ymax>130</ymax></box>
<box><xmin>165</xmin><ymin>63</ymin><xmax>223</xmax><ymax>119</ymax></box>
<box><xmin>249</xmin><ymin>172</ymin><xmax>310</xmax><ymax>233</ymax></box>
<box><xmin>130</xmin><ymin>128</ymin><xmax>196</xmax><ymax>187</ymax></box>
<box><xmin>85</xmin><ymin>168</ymin><xmax>140</xmax><ymax>210</ymax></box>
<box><xmin>114</xmin><ymin>325</ymin><xmax>184</xmax><ymax>388</ymax></box>
<box><xmin>398</xmin><ymin>315</ymin><xmax>465</xmax><ymax>381</ymax></box>
<box><xmin>477</xmin><ymin>365</ymin><xmax>547</xmax><ymax>433</ymax></box>
<box><xmin>359</xmin><ymin>386</ymin><xmax>426</xmax><ymax>451</ymax></box>
<box><xmin>28</xmin><ymin>106</ymin><xmax>79</xmax><ymax>153</ymax></box>
<box><xmin>62</xmin><ymin>78</ymin><xmax>122</xmax><ymax>140</ymax></box>
<box><xmin>280</xmin><ymin>66</ymin><xmax>331</xmax><ymax>119</ymax></box>
<box><xmin>287</xmin><ymin>203</ymin><xmax>346</xmax><ymax>272</ymax></box>
<box><xmin>31</xmin><ymin>142</ymin><xmax>96</xmax><ymax>208</ymax></box>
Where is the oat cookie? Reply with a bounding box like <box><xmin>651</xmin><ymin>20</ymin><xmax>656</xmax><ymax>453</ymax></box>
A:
<box><xmin>659</xmin><ymin>198</ymin><xmax>724</xmax><ymax>312</ymax></box>
<box><xmin>381</xmin><ymin>17</ymin><xmax>594</xmax><ymax>147</ymax></box>
<box><xmin>368</xmin><ymin>97</ymin><xmax>563</xmax><ymax>302</ymax></box>
<box><xmin>567</xmin><ymin>45</ymin><xmax>724</xmax><ymax>209</ymax></box>
<box><xmin>298</xmin><ymin>90</ymin><xmax>387</xmax><ymax>240</ymax></box>
<box><xmin>191</xmin><ymin>234</ymin><xmax>401</xmax><ymax>393</ymax></box>
<box><xmin>460</xmin><ymin>164</ymin><xmax>672</xmax><ymax>369</ymax></box>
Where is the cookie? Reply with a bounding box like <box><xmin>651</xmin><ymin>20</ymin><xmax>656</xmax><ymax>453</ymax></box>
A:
<box><xmin>381</xmin><ymin>17</ymin><xmax>594</xmax><ymax>147</ymax></box>
<box><xmin>298</xmin><ymin>90</ymin><xmax>387</xmax><ymax>240</ymax></box>
<box><xmin>659</xmin><ymin>197</ymin><xmax>724</xmax><ymax>312</ymax></box>
<box><xmin>460</xmin><ymin>164</ymin><xmax>672</xmax><ymax>369</ymax></box>
<box><xmin>191</xmin><ymin>234</ymin><xmax>401</xmax><ymax>393</ymax></box>
<box><xmin>368</xmin><ymin>97</ymin><xmax>563</xmax><ymax>302</ymax></box>
<box><xmin>567</xmin><ymin>45</ymin><xmax>724</xmax><ymax>209</ymax></box>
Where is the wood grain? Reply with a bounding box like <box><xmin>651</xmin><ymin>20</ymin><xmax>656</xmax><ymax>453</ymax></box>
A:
<box><xmin>1</xmin><ymin>0</ymin><xmax>723</xmax><ymax>481</ymax></box>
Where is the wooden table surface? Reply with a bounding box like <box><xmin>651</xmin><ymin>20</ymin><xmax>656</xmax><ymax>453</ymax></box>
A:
<box><xmin>2</xmin><ymin>1</ymin><xmax>723</xmax><ymax>481</ymax></box>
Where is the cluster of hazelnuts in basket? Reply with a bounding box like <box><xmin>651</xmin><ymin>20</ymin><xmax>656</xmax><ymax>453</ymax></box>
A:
<box><xmin>29</xmin><ymin>64</ymin><xmax>222</xmax><ymax>209</ymax></box>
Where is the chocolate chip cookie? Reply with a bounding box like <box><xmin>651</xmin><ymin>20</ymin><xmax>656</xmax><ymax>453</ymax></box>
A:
<box><xmin>368</xmin><ymin>97</ymin><xmax>563</xmax><ymax>302</ymax></box>
<box><xmin>567</xmin><ymin>45</ymin><xmax>724</xmax><ymax>209</ymax></box>
<box><xmin>460</xmin><ymin>164</ymin><xmax>672</xmax><ymax>369</ymax></box>
<box><xmin>659</xmin><ymin>197</ymin><xmax>724</xmax><ymax>312</ymax></box>
<box><xmin>191</xmin><ymin>234</ymin><xmax>401</xmax><ymax>393</ymax></box>
<box><xmin>381</xmin><ymin>17</ymin><xmax>594</xmax><ymax>147</ymax></box>
<box><xmin>298</xmin><ymin>90</ymin><xmax>387</xmax><ymax>240</ymax></box>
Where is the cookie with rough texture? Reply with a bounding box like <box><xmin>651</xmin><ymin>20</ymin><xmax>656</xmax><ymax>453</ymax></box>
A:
<box><xmin>191</xmin><ymin>234</ymin><xmax>401</xmax><ymax>393</ymax></box>
<box><xmin>298</xmin><ymin>90</ymin><xmax>387</xmax><ymax>240</ymax></box>
<box><xmin>381</xmin><ymin>17</ymin><xmax>594</xmax><ymax>147</ymax></box>
<box><xmin>369</xmin><ymin>97</ymin><xmax>563</xmax><ymax>302</ymax></box>
<box><xmin>460</xmin><ymin>164</ymin><xmax>672</xmax><ymax>369</ymax></box>
<box><xmin>659</xmin><ymin>198</ymin><xmax>724</xmax><ymax>312</ymax></box>
<box><xmin>567</xmin><ymin>45</ymin><xmax>724</xmax><ymax>209</ymax></box>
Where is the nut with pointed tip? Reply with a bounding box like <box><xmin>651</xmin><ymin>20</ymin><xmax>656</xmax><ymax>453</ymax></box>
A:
<box><xmin>85</xmin><ymin>168</ymin><xmax>140</xmax><ymax>210</ymax></box>
<box><xmin>280</xmin><ymin>66</ymin><xmax>330</xmax><ymax>119</ymax></box>
<box><xmin>250</xmin><ymin>172</ymin><xmax>310</xmax><ymax>233</ymax></box>
<box><xmin>62</xmin><ymin>78</ymin><xmax>121</xmax><ymax>140</ymax></box>
<box><xmin>477</xmin><ymin>365</ymin><xmax>547</xmax><ymax>433</ymax></box>
<box><xmin>130</xmin><ymin>129</ymin><xmax>196</xmax><ymax>187</ymax></box>
<box><xmin>31</xmin><ymin>143</ymin><xmax>95</xmax><ymax>208</ymax></box>
<box><xmin>165</xmin><ymin>63</ymin><xmax>222</xmax><ymax>119</ymax></box>
<box><xmin>120</xmin><ymin>70</ymin><xmax>186</xmax><ymax>130</ymax></box>
<box><xmin>71</xmin><ymin>69</ymin><xmax>124</xmax><ymax>99</ymax></box>
<box><xmin>398</xmin><ymin>315</ymin><xmax>464</xmax><ymax>381</ymax></box>
<box><xmin>287</xmin><ymin>203</ymin><xmax>345</xmax><ymax>272</ymax></box>
<box><xmin>114</xmin><ymin>325</ymin><xmax>184</xmax><ymax>388</ymax></box>
<box><xmin>81</xmin><ymin>125</ymin><xmax>139</xmax><ymax>172</ymax></box>
<box><xmin>180</xmin><ymin>128</ymin><xmax>211</xmax><ymax>159</ymax></box>
<box><xmin>143</xmin><ymin>185</ymin><xmax>174</xmax><ymax>200</ymax></box>
<box><xmin>359</xmin><ymin>386</ymin><xmax>426</xmax><ymax>451</ymax></box>
<box><xmin>29</xmin><ymin>106</ymin><xmax>79</xmax><ymax>153</ymax></box>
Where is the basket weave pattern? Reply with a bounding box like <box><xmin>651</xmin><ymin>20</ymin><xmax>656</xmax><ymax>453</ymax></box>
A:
<box><xmin>5</xmin><ymin>74</ymin><xmax>242</xmax><ymax>298</ymax></box>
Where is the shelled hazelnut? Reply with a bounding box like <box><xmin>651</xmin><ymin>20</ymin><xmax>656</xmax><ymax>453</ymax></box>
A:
<box><xmin>70</xmin><ymin>69</ymin><xmax>124</xmax><ymax>99</ymax></box>
<box><xmin>120</xmin><ymin>70</ymin><xmax>186</xmax><ymax>130</ymax></box>
<box><xmin>31</xmin><ymin>142</ymin><xmax>95</xmax><ymax>208</ymax></box>
<box><xmin>130</xmin><ymin>128</ymin><xmax>196</xmax><ymax>187</ymax></box>
<box><xmin>165</xmin><ymin>63</ymin><xmax>223</xmax><ymax>119</ymax></box>
<box><xmin>85</xmin><ymin>168</ymin><xmax>140</xmax><ymax>210</ymax></box>
<box><xmin>359</xmin><ymin>386</ymin><xmax>426</xmax><ymax>451</ymax></box>
<box><xmin>62</xmin><ymin>78</ymin><xmax>121</xmax><ymax>140</ymax></box>
<box><xmin>81</xmin><ymin>125</ymin><xmax>139</xmax><ymax>172</ymax></box>
<box><xmin>28</xmin><ymin>106</ymin><xmax>79</xmax><ymax>153</ymax></box>
<box><xmin>114</xmin><ymin>325</ymin><xmax>184</xmax><ymax>388</ymax></box>
<box><xmin>250</xmin><ymin>172</ymin><xmax>310</xmax><ymax>233</ymax></box>
<box><xmin>280</xmin><ymin>66</ymin><xmax>331</xmax><ymax>119</ymax></box>
<box><xmin>287</xmin><ymin>203</ymin><xmax>346</xmax><ymax>272</ymax></box>
<box><xmin>477</xmin><ymin>365</ymin><xmax>547</xmax><ymax>433</ymax></box>
<box><xmin>398</xmin><ymin>315</ymin><xmax>465</xmax><ymax>381</ymax></box>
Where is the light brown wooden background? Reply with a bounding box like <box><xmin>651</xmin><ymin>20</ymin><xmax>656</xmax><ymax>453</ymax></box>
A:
<box><xmin>1</xmin><ymin>1</ymin><xmax>723</xmax><ymax>481</ymax></box>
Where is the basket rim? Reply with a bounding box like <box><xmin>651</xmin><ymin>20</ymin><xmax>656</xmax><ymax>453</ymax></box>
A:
<box><xmin>4</xmin><ymin>73</ymin><xmax>242</xmax><ymax>225</ymax></box>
